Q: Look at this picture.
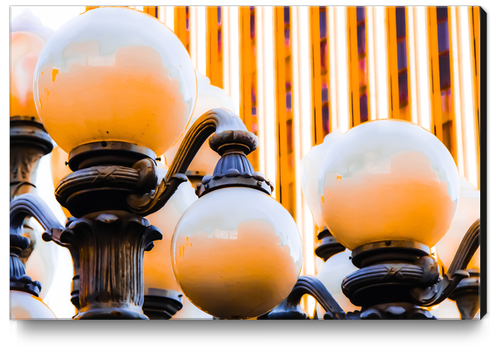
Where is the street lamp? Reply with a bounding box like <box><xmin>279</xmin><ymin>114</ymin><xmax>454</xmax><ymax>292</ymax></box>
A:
<box><xmin>9</xmin><ymin>9</ymin><xmax>59</xmax><ymax>317</ymax></box>
<box><xmin>9</xmin><ymin>7</ymin><xmax>481</xmax><ymax>321</ymax></box>
<box><xmin>261</xmin><ymin>120</ymin><xmax>480</xmax><ymax>320</ymax></box>
<box><xmin>11</xmin><ymin>7</ymin><xmax>302</xmax><ymax>320</ymax></box>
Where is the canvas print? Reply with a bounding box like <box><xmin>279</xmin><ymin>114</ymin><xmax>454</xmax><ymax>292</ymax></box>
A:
<box><xmin>9</xmin><ymin>5</ymin><xmax>484</xmax><ymax>320</ymax></box>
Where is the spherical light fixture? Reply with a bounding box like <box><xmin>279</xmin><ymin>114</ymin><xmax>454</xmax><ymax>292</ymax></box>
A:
<box><xmin>315</xmin><ymin>250</ymin><xmax>360</xmax><ymax>316</ymax></box>
<box><xmin>10</xmin><ymin>10</ymin><xmax>53</xmax><ymax>120</ymax></box>
<box><xmin>144</xmin><ymin>164</ymin><xmax>197</xmax><ymax>294</ymax></box>
<box><xmin>171</xmin><ymin>187</ymin><xmax>303</xmax><ymax>319</ymax></box>
<box><xmin>10</xmin><ymin>290</ymin><xmax>57</xmax><ymax>320</ymax></box>
<box><xmin>33</xmin><ymin>7</ymin><xmax>197</xmax><ymax>156</ymax></box>
<box><xmin>301</xmin><ymin>131</ymin><xmax>342</xmax><ymax>230</ymax></box>
<box><xmin>319</xmin><ymin>119</ymin><xmax>460</xmax><ymax>250</ymax></box>
<box><xmin>23</xmin><ymin>220</ymin><xmax>59</xmax><ymax>300</ymax></box>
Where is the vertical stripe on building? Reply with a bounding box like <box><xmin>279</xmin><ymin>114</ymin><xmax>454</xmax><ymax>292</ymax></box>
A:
<box><xmin>329</xmin><ymin>7</ymin><xmax>350</xmax><ymax>133</ymax></box>
<box><xmin>174</xmin><ymin>7</ymin><xmax>190</xmax><ymax>53</ymax></box>
<box><xmin>206</xmin><ymin>7</ymin><xmax>223</xmax><ymax>88</ymax></box>
<box><xmin>455</xmin><ymin>7</ymin><xmax>478</xmax><ymax>188</ymax></box>
<box><xmin>469</xmin><ymin>6</ymin><xmax>481</xmax><ymax>188</ymax></box>
<box><xmin>222</xmin><ymin>7</ymin><xmax>241</xmax><ymax>119</ymax></box>
<box><xmin>310</xmin><ymin>7</ymin><xmax>329</xmax><ymax>145</ymax></box>
<box><xmin>189</xmin><ymin>7</ymin><xmax>207</xmax><ymax>76</ymax></box>
<box><xmin>239</xmin><ymin>7</ymin><xmax>259</xmax><ymax>169</ymax></box>
<box><xmin>427</xmin><ymin>7</ymin><xmax>443</xmax><ymax>142</ymax></box>
<box><xmin>256</xmin><ymin>7</ymin><xmax>277</xmax><ymax>192</ymax></box>
<box><xmin>449</xmin><ymin>6</ymin><xmax>467</xmax><ymax>178</ymax></box>
<box><xmin>347</xmin><ymin>7</ymin><xmax>361</xmax><ymax>128</ymax></box>
<box><xmin>274</xmin><ymin>6</ymin><xmax>296</xmax><ymax>218</ymax></box>
<box><xmin>143</xmin><ymin>6</ymin><xmax>158</xmax><ymax>18</ymax></box>
<box><xmin>386</xmin><ymin>7</ymin><xmax>400</xmax><ymax>120</ymax></box>
<box><xmin>292</xmin><ymin>5</ymin><xmax>316</xmax><ymax>316</ymax></box>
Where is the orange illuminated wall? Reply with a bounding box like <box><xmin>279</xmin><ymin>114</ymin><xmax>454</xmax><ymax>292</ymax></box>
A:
<box><xmin>310</xmin><ymin>6</ymin><xmax>331</xmax><ymax>145</ymax></box>
<box><xmin>240</xmin><ymin>6</ymin><xmax>259</xmax><ymax>170</ymax></box>
<box><xmin>275</xmin><ymin>6</ymin><xmax>296</xmax><ymax>218</ymax></box>
<box><xmin>175</xmin><ymin>6</ymin><xmax>190</xmax><ymax>53</ymax></box>
<box><xmin>143</xmin><ymin>6</ymin><xmax>158</xmax><ymax>18</ymax></box>
<box><xmin>207</xmin><ymin>6</ymin><xmax>223</xmax><ymax>88</ymax></box>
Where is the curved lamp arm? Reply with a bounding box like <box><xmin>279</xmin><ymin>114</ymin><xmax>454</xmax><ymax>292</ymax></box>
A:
<box><xmin>10</xmin><ymin>193</ymin><xmax>65</xmax><ymax>245</ymax></box>
<box><xmin>264</xmin><ymin>276</ymin><xmax>346</xmax><ymax>319</ymax></box>
<box><xmin>127</xmin><ymin>108</ymin><xmax>258</xmax><ymax>216</ymax></box>
<box><xmin>411</xmin><ymin>218</ymin><xmax>480</xmax><ymax>306</ymax></box>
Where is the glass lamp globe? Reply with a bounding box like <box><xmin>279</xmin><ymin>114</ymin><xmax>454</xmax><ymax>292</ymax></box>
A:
<box><xmin>33</xmin><ymin>7</ymin><xmax>197</xmax><ymax>156</ymax></box>
<box><xmin>315</xmin><ymin>250</ymin><xmax>360</xmax><ymax>317</ymax></box>
<box><xmin>319</xmin><ymin>120</ymin><xmax>460</xmax><ymax>250</ymax></box>
<box><xmin>144</xmin><ymin>164</ymin><xmax>197</xmax><ymax>294</ymax></box>
<box><xmin>165</xmin><ymin>72</ymin><xmax>235</xmax><ymax>175</ymax></box>
<box><xmin>10</xmin><ymin>10</ymin><xmax>53</xmax><ymax>120</ymax></box>
<box><xmin>50</xmin><ymin>145</ymin><xmax>73</xmax><ymax>218</ymax></box>
<box><xmin>172</xmin><ymin>296</ymin><xmax>213</xmax><ymax>320</ymax></box>
<box><xmin>436</xmin><ymin>177</ymin><xmax>480</xmax><ymax>271</ymax></box>
<box><xmin>10</xmin><ymin>290</ymin><xmax>56</xmax><ymax>319</ymax></box>
<box><xmin>301</xmin><ymin>130</ymin><xmax>342</xmax><ymax>229</ymax></box>
<box><xmin>171</xmin><ymin>187</ymin><xmax>302</xmax><ymax>319</ymax></box>
<box><xmin>23</xmin><ymin>219</ymin><xmax>59</xmax><ymax>300</ymax></box>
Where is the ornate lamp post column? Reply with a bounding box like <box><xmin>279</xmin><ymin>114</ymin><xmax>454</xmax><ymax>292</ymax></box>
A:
<box><xmin>30</xmin><ymin>7</ymin><xmax>198</xmax><ymax>319</ymax></box>
<box><xmin>10</xmin><ymin>10</ymin><xmax>60</xmax><ymax>309</ymax></box>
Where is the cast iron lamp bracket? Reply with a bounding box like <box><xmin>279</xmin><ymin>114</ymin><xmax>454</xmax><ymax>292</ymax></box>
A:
<box><xmin>10</xmin><ymin>234</ymin><xmax>42</xmax><ymax>296</ymax></box>
<box><xmin>127</xmin><ymin>108</ymin><xmax>265</xmax><ymax>216</ymax></box>
<box><xmin>10</xmin><ymin>194</ymin><xmax>65</xmax><ymax>296</ymax></box>
<box><xmin>259</xmin><ymin>276</ymin><xmax>346</xmax><ymax>320</ymax></box>
<box><xmin>11</xmin><ymin>194</ymin><xmax>65</xmax><ymax>243</ymax></box>
<box><xmin>410</xmin><ymin>218</ymin><xmax>480</xmax><ymax>307</ymax></box>
<box><xmin>448</xmin><ymin>270</ymin><xmax>480</xmax><ymax>319</ymax></box>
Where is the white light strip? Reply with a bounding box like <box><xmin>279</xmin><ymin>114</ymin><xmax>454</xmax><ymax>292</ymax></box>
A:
<box><xmin>327</xmin><ymin>7</ymin><xmax>338</xmax><ymax>131</ymax></box>
<box><xmin>366</xmin><ymin>7</ymin><xmax>378</xmax><ymax>121</ymax></box>
<box><xmin>336</xmin><ymin>7</ymin><xmax>349</xmax><ymax>132</ymax></box>
<box><xmin>415</xmin><ymin>7</ymin><xmax>431</xmax><ymax>131</ymax></box>
<box><xmin>292</xmin><ymin>5</ymin><xmax>315</xmax><ymax>274</ymax></box>
<box><xmin>165</xmin><ymin>6</ymin><xmax>174</xmax><ymax>31</ymax></box>
<box><xmin>407</xmin><ymin>7</ymin><xmax>419</xmax><ymax>125</ymax></box>
<box><xmin>222</xmin><ymin>7</ymin><xmax>231</xmax><ymax>97</ymax></box>
<box><xmin>373</xmin><ymin>6</ymin><xmax>389</xmax><ymax>120</ymax></box>
<box><xmin>257</xmin><ymin>6</ymin><xmax>277</xmax><ymax>197</ymax></box>
<box><xmin>189</xmin><ymin>7</ymin><xmax>198</xmax><ymax>70</ymax></box>
<box><xmin>158</xmin><ymin>6</ymin><xmax>165</xmax><ymax>22</ymax></box>
<box><xmin>292</xmin><ymin>6</ymin><xmax>316</xmax><ymax>317</ymax></box>
<box><xmin>196</xmin><ymin>6</ymin><xmax>207</xmax><ymax>76</ymax></box>
<box><xmin>229</xmin><ymin>7</ymin><xmax>240</xmax><ymax>115</ymax></box>
<box><xmin>458</xmin><ymin>6</ymin><xmax>478</xmax><ymax>187</ymax></box>
<box><xmin>291</xmin><ymin>6</ymin><xmax>304</xmax><ymax>272</ymax></box>
<box><xmin>449</xmin><ymin>6</ymin><xmax>466</xmax><ymax>177</ymax></box>
<box><xmin>256</xmin><ymin>7</ymin><xmax>266</xmax><ymax>174</ymax></box>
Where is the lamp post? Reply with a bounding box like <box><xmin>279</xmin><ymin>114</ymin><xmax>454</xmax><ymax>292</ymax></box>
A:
<box><xmin>9</xmin><ymin>9</ymin><xmax>61</xmax><ymax>316</ymax></box>
<box><xmin>11</xmin><ymin>7</ymin><xmax>302</xmax><ymax>320</ymax></box>
<box><xmin>261</xmin><ymin>120</ymin><xmax>480</xmax><ymax>320</ymax></box>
